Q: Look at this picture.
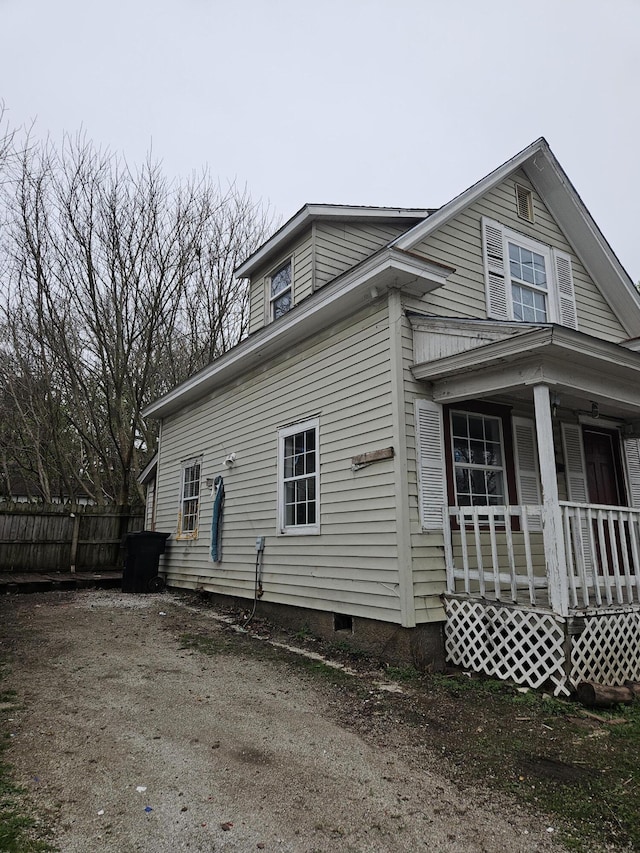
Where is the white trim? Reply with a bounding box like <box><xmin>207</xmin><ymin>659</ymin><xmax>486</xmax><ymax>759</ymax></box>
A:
<box><xmin>388</xmin><ymin>291</ymin><xmax>415</xmax><ymax>627</ymax></box>
<box><xmin>267</xmin><ymin>256</ymin><xmax>294</xmax><ymax>324</ymax></box>
<box><xmin>277</xmin><ymin>417</ymin><xmax>320</xmax><ymax>536</ymax></box>
<box><xmin>177</xmin><ymin>456</ymin><xmax>202</xmax><ymax>540</ymax></box>
<box><xmin>235</xmin><ymin>204</ymin><xmax>431</xmax><ymax>279</ymax></box>
<box><xmin>449</xmin><ymin>408</ymin><xmax>507</xmax><ymax>507</ymax></box>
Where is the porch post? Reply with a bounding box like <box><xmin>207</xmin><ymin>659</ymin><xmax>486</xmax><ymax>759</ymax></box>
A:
<box><xmin>533</xmin><ymin>384</ymin><xmax>569</xmax><ymax>616</ymax></box>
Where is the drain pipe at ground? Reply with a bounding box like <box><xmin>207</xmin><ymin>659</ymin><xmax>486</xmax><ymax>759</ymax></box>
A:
<box><xmin>243</xmin><ymin>537</ymin><xmax>264</xmax><ymax>627</ymax></box>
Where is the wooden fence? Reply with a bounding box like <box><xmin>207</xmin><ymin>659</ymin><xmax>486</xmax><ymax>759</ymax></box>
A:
<box><xmin>0</xmin><ymin>504</ymin><xmax>144</xmax><ymax>573</ymax></box>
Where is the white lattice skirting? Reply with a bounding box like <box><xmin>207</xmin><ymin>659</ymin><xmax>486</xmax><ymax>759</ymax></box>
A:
<box><xmin>445</xmin><ymin>597</ymin><xmax>569</xmax><ymax>696</ymax></box>
<box><xmin>570</xmin><ymin>610</ymin><xmax>640</xmax><ymax>687</ymax></box>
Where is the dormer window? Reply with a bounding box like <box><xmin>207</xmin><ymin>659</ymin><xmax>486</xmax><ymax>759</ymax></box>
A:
<box><xmin>270</xmin><ymin>260</ymin><xmax>292</xmax><ymax>320</ymax></box>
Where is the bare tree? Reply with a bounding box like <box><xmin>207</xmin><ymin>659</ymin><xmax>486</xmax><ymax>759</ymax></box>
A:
<box><xmin>0</xmin><ymin>133</ymin><xmax>273</xmax><ymax>505</ymax></box>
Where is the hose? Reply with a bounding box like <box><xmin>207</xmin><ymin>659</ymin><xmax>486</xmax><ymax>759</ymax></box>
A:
<box><xmin>242</xmin><ymin>548</ymin><xmax>263</xmax><ymax>628</ymax></box>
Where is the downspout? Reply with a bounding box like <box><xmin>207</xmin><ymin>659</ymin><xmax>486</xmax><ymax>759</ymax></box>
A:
<box><xmin>388</xmin><ymin>289</ymin><xmax>416</xmax><ymax>628</ymax></box>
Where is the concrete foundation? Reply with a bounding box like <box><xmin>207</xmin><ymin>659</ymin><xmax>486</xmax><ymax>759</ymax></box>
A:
<box><xmin>199</xmin><ymin>591</ymin><xmax>446</xmax><ymax>673</ymax></box>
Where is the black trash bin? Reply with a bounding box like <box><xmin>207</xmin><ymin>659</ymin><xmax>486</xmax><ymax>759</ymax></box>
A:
<box><xmin>122</xmin><ymin>531</ymin><xmax>170</xmax><ymax>593</ymax></box>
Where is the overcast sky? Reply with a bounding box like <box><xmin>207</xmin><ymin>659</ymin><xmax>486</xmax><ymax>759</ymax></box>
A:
<box><xmin>2</xmin><ymin>0</ymin><xmax>639</xmax><ymax>280</ymax></box>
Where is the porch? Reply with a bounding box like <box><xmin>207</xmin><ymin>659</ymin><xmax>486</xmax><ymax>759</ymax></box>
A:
<box><xmin>411</xmin><ymin>320</ymin><xmax>640</xmax><ymax>696</ymax></box>
<box><xmin>445</xmin><ymin>502</ymin><xmax>640</xmax><ymax>612</ymax></box>
<box><xmin>443</xmin><ymin>502</ymin><xmax>640</xmax><ymax>696</ymax></box>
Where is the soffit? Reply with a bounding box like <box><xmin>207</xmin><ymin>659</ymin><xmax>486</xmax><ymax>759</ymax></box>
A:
<box><xmin>412</xmin><ymin>325</ymin><xmax>640</xmax><ymax>418</ymax></box>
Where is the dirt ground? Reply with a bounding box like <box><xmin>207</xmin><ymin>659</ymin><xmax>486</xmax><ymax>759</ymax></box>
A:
<box><xmin>0</xmin><ymin>590</ymin><xmax>564</xmax><ymax>852</ymax></box>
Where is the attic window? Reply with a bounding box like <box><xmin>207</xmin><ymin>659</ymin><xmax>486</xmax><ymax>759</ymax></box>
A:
<box><xmin>515</xmin><ymin>185</ymin><xmax>534</xmax><ymax>223</ymax></box>
<box><xmin>270</xmin><ymin>260</ymin><xmax>292</xmax><ymax>320</ymax></box>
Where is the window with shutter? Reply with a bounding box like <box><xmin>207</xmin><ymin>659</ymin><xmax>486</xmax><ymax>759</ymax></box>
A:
<box><xmin>512</xmin><ymin>417</ymin><xmax>542</xmax><ymax>531</ymax></box>
<box><xmin>482</xmin><ymin>217</ymin><xmax>578</xmax><ymax>329</ymax></box>
<box><xmin>561</xmin><ymin>423</ymin><xmax>589</xmax><ymax>502</ymax></box>
<box><xmin>623</xmin><ymin>437</ymin><xmax>640</xmax><ymax>509</ymax></box>
<box><xmin>553</xmin><ymin>249</ymin><xmax>578</xmax><ymax>329</ymax></box>
<box><xmin>415</xmin><ymin>399</ymin><xmax>446</xmax><ymax>530</ymax></box>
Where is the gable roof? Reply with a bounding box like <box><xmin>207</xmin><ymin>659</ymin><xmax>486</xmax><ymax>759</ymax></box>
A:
<box><xmin>145</xmin><ymin>140</ymin><xmax>640</xmax><ymax>420</ymax></box>
<box><xmin>144</xmin><ymin>246</ymin><xmax>454</xmax><ymax>418</ymax></box>
<box><xmin>235</xmin><ymin>204</ymin><xmax>433</xmax><ymax>279</ymax></box>
<box><xmin>391</xmin><ymin>137</ymin><xmax>640</xmax><ymax>338</ymax></box>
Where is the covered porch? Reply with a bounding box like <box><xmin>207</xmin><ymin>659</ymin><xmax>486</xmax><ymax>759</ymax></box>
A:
<box><xmin>412</xmin><ymin>320</ymin><xmax>640</xmax><ymax>695</ymax></box>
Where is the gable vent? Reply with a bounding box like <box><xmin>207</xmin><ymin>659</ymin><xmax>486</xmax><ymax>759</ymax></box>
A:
<box><xmin>515</xmin><ymin>184</ymin><xmax>534</xmax><ymax>222</ymax></box>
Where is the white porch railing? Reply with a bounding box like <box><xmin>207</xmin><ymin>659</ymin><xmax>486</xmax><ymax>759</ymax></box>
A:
<box><xmin>560</xmin><ymin>501</ymin><xmax>640</xmax><ymax>609</ymax></box>
<box><xmin>445</xmin><ymin>503</ymin><xmax>640</xmax><ymax>613</ymax></box>
<box><xmin>445</xmin><ymin>505</ymin><xmax>547</xmax><ymax>607</ymax></box>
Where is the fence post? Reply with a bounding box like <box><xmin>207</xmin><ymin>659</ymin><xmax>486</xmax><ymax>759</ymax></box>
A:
<box><xmin>69</xmin><ymin>510</ymin><xmax>81</xmax><ymax>573</ymax></box>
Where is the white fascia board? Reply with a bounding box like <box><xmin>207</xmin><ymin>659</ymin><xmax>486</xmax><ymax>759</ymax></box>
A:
<box><xmin>137</xmin><ymin>454</ymin><xmax>158</xmax><ymax>485</ymax></box>
<box><xmin>522</xmin><ymin>157</ymin><xmax>640</xmax><ymax>338</ymax></box>
<box><xmin>235</xmin><ymin>204</ymin><xmax>432</xmax><ymax>279</ymax></box>
<box><xmin>144</xmin><ymin>249</ymin><xmax>453</xmax><ymax>419</ymax></box>
<box><xmin>622</xmin><ymin>338</ymin><xmax>640</xmax><ymax>352</ymax></box>
<box><xmin>393</xmin><ymin>137</ymin><xmax>640</xmax><ymax>339</ymax></box>
<box><xmin>392</xmin><ymin>138</ymin><xmax>548</xmax><ymax>252</ymax></box>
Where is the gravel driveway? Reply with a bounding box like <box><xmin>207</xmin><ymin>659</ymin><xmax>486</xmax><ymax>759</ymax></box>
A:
<box><xmin>0</xmin><ymin>590</ymin><xmax>561</xmax><ymax>852</ymax></box>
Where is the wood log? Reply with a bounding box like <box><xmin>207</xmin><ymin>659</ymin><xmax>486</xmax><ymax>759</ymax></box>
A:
<box><xmin>576</xmin><ymin>681</ymin><xmax>635</xmax><ymax>708</ymax></box>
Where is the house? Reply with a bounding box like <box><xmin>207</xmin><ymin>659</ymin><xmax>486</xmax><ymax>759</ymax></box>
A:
<box><xmin>143</xmin><ymin>139</ymin><xmax>640</xmax><ymax>696</ymax></box>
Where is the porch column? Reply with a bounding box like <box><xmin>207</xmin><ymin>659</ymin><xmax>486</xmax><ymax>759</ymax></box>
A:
<box><xmin>533</xmin><ymin>384</ymin><xmax>569</xmax><ymax>616</ymax></box>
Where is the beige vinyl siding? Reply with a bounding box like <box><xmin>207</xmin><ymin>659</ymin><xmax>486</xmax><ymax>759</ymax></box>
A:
<box><xmin>411</xmin><ymin>169</ymin><xmax>626</xmax><ymax>342</ymax></box>
<box><xmin>155</xmin><ymin>302</ymin><xmax>404</xmax><ymax>622</ymax></box>
<box><xmin>247</xmin><ymin>231</ymin><xmax>314</xmax><ymax>334</ymax></box>
<box><xmin>314</xmin><ymin>222</ymin><xmax>408</xmax><ymax>290</ymax></box>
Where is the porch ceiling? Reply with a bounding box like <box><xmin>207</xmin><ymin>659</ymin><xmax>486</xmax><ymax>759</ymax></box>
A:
<box><xmin>412</xmin><ymin>325</ymin><xmax>640</xmax><ymax>418</ymax></box>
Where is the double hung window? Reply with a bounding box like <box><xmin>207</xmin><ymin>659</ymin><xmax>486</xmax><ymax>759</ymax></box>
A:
<box><xmin>450</xmin><ymin>411</ymin><xmax>505</xmax><ymax>507</ymax></box>
<box><xmin>508</xmin><ymin>243</ymin><xmax>548</xmax><ymax>323</ymax></box>
<box><xmin>178</xmin><ymin>458</ymin><xmax>201</xmax><ymax>538</ymax></box>
<box><xmin>482</xmin><ymin>217</ymin><xmax>577</xmax><ymax>329</ymax></box>
<box><xmin>278</xmin><ymin>418</ymin><xmax>319</xmax><ymax>534</ymax></box>
<box><xmin>270</xmin><ymin>260</ymin><xmax>292</xmax><ymax>321</ymax></box>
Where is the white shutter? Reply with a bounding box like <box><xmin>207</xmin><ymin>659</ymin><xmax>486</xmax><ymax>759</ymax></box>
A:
<box><xmin>512</xmin><ymin>417</ymin><xmax>542</xmax><ymax>531</ymax></box>
<box><xmin>623</xmin><ymin>437</ymin><xmax>640</xmax><ymax>508</ymax></box>
<box><xmin>482</xmin><ymin>217</ymin><xmax>509</xmax><ymax>321</ymax></box>
<box><xmin>561</xmin><ymin>422</ymin><xmax>593</xmax><ymax>579</ymax></box>
<box><xmin>552</xmin><ymin>249</ymin><xmax>578</xmax><ymax>330</ymax></box>
<box><xmin>561</xmin><ymin>423</ymin><xmax>589</xmax><ymax>502</ymax></box>
<box><xmin>415</xmin><ymin>399</ymin><xmax>446</xmax><ymax>530</ymax></box>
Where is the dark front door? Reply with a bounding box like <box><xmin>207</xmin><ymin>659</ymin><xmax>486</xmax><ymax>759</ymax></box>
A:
<box><xmin>583</xmin><ymin>427</ymin><xmax>625</xmax><ymax>507</ymax></box>
<box><xmin>583</xmin><ymin>427</ymin><xmax>628</xmax><ymax>574</ymax></box>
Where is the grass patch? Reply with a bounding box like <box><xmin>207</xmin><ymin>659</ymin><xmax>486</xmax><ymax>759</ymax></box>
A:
<box><xmin>417</xmin><ymin>673</ymin><xmax>640</xmax><ymax>851</ymax></box>
<box><xmin>0</xmin><ymin>683</ymin><xmax>56</xmax><ymax>853</ymax></box>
